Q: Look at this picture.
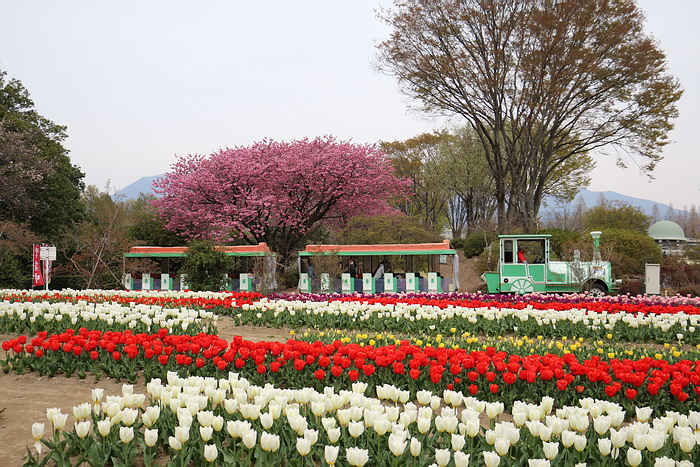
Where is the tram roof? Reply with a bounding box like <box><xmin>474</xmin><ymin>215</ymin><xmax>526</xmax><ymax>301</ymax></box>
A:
<box><xmin>298</xmin><ymin>240</ymin><xmax>456</xmax><ymax>256</ymax></box>
<box><xmin>124</xmin><ymin>243</ymin><xmax>273</xmax><ymax>258</ymax></box>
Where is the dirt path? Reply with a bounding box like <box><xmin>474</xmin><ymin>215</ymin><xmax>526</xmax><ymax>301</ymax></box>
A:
<box><xmin>0</xmin><ymin>372</ymin><xmax>147</xmax><ymax>466</ymax></box>
<box><xmin>0</xmin><ymin>321</ymin><xmax>292</xmax><ymax>466</ymax></box>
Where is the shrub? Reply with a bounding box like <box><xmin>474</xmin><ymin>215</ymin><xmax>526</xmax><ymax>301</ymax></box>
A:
<box><xmin>339</xmin><ymin>214</ymin><xmax>442</xmax><ymax>244</ymax></box>
<box><xmin>463</xmin><ymin>231</ymin><xmax>491</xmax><ymax>258</ymax></box>
<box><xmin>537</xmin><ymin>228</ymin><xmax>581</xmax><ymax>260</ymax></box>
<box><xmin>450</xmin><ymin>237</ymin><xmax>465</xmax><ymax>250</ymax></box>
<box><xmin>600</xmin><ymin>229</ymin><xmax>662</xmax><ymax>276</ymax></box>
<box><xmin>181</xmin><ymin>240</ymin><xmax>237</xmax><ymax>292</ymax></box>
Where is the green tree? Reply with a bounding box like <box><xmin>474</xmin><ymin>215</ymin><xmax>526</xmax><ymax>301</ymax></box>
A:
<box><xmin>129</xmin><ymin>194</ymin><xmax>184</xmax><ymax>247</ymax></box>
<box><xmin>601</xmin><ymin>229</ymin><xmax>662</xmax><ymax>276</ymax></box>
<box><xmin>439</xmin><ymin>127</ymin><xmax>497</xmax><ymax>236</ymax></box>
<box><xmin>382</xmin><ymin>133</ymin><xmax>451</xmax><ymax>230</ymax></box>
<box><xmin>584</xmin><ymin>203</ymin><xmax>651</xmax><ymax>234</ymax></box>
<box><xmin>0</xmin><ymin>69</ymin><xmax>84</xmax><ymax>240</ymax></box>
<box><xmin>378</xmin><ymin>0</ymin><xmax>681</xmax><ymax>230</ymax></box>
<box><xmin>339</xmin><ymin>214</ymin><xmax>442</xmax><ymax>245</ymax></box>
<box><xmin>181</xmin><ymin>240</ymin><xmax>236</xmax><ymax>292</ymax></box>
<box><xmin>537</xmin><ymin>228</ymin><xmax>582</xmax><ymax>260</ymax></box>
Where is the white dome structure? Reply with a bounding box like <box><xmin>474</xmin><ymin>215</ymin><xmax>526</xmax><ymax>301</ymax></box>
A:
<box><xmin>648</xmin><ymin>220</ymin><xmax>686</xmax><ymax>255</ymax></box>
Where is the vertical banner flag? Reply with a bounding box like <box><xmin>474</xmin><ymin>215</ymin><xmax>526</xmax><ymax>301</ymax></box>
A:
<box><xmin>32</xmin><ymin>244</ymin><xmax>44</xmax><ymax>287</ymax></box>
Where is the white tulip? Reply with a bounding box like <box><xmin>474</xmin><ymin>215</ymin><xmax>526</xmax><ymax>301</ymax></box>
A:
<box><xmin>486</xmin><ymin>403</ymin><xmax>503</xmax><ymax>420</ymax></box>
<box><xmin>119</xmin><ymin>426</ymin><xmax>134</xmax><ymax>444</ymax></box>
<box><xmin>91</xmin><ymin>388</ymin><xmax>104</xmax><ymax>405</ymax></box>
<box><xmin>296</xmin><ymin>437</ymin><xmax>312</xmax><ymax>456</ymax></box>
<box><xmin>31</xmin><ymin>423</ymin><xmax>44</xmax><ymax>441</ymax></box>
<box><xmin>260</xmin><ymin>412</ymin><xmax>274</xmax><ymax>429</ymax></box>
<box><xmin>652</xmin><ymin>456</ymin><xmax>675</xmax><ymax>467</ymax></box>
<box><xmin>483</xmin><ymin>451</ymin><xmax>501</xmax><ymax>467</ymax></box>
<box><xmin>494</xmin><ymin>437</ymin><xmax>510</xmax><ymax>456</ymax></box>
<box><xmin>593</xmin><ymin>415</ymin><xmax>612</xmax><ymax>435</ymax></box>
<box><xmin>451</xmin><ymin>433</ymin><xmax>466</xmax><ymax>451</ymax></box>
<box><xmin>410</xmin><ymin>437</ymin><xmax>422</xmax><ymax>457</ymax></box>
<box><xmin>485</xmin><ymin>429</ymin><xmax>496</xmax><ymax>445</ymax></box>
<box><xmin>454</xmin><ymin>451</ymin><xmax>470</xmax><ymax>467</ymax></box>
<box><xmin>121</xmin><ymin>408</ymin><xmax>138</xmax><ymax>426</ymax></box>
<box><xmin>598</xmin><ymin>438</ymin><xmax>611</xmax><ymax>456</ymax></box>
<box><xmin>417</xmin><ymin>416</ymin><xmax>431</xmax><ymax>434</ymax></box>
<box><xmin>435</xmin><ymin>448</ymin><xmax>451</xmax><ymax>467</ymax></box>
<box><xmin>678</xmin><ymin>434</ymin><xmax>695</xmax><ymax>453</ymax></box>
<box><xmin>389</xmin><ymin>433</ymin><xmax>407</xmax><ymax>456</ymax></box>
<box><xmin>73</xmin><ymin>403</ymin><xmax>91</xmax><ymax>421</ymax></box>
<box><xmin>349</xmin><ymin>420</ymin><xmax>365</xmax><ymax>438</ymax></box>
<box><xmin>610</xmin><ymin>428</ymin><xmax>627</xmax><ymax>448</ymax></box>
<box><xmin>626</xmin><ymin>448</ymin><xmax>642</xmax><ymax>467</ymax></box>
<box><xmin>203</xmin><ymin>444</ymin><xmax>218</xmax><ymax>462</ymax></box>
<box><xmin>465</xmin><ymin>419</ymin><xmax>480</xmax><ymax>437</ymax></box>
<box><xmin>242</xmin><ymin>430</ymin><xmax>257</xmax><ymax>449</ymax></box>
<box><xmin>325</xmin><ymin>445</ymin><xmax>339</xmax><ymax>465</ymax></box>
<box><xmin>199</xmin><ymin>426</ymin><xmax>213</xmax><ymax>442</ymax></box>
<box><xmin>261</xmin><ymin>432</ymin><xmax>280</xmax><ymax>452</ymax></box>
<box><xmin>168</xmin><ymin>436</ymin><xmax>182</xmax><ymax>451</ymax></box>
<box><xmin>635</xmin><ymin>406</ymin><xmax>653</xmax><ymax>423</ymax></box>
<box><xmin>75</xmin><ymin>421</ymin><xmax>91</xmax><ymax>439</ymax></box>
<box><xmin>528</xmin><ymin>461</ymin><xmax>550</xmax><ymax>467</ymax></box>
<box><xmin>304</xmin><ymin>429</ymin><xmax>319</xmax><ymax>445</ymax></box>
<box><xmin>346</xmin><ymin>446</ymin><xmax>369</xmax><ymax>466</ymax></box>
<box><xmin>144</xmin><ymin>428</ymin><xmax>158</xmax><ymax>447</ymax></box>
<box><xmin>327</xmin><ymin>427</ymin><xmax>341</xmax><ymax>443</ymax></box>
<box><xmin>561</xmin><ymin>430</ymin><xmax>575</xmax><ymax>448</ymax></box>
<box><xmin>197</xmin><ymin>410</ymin><xmax>214</xmax><ymax>427</ymax></box>
<box><xmin>542</xmin><ymin>441</ymin><xmax>558</xmax><ymax>460</ymax></box>
<box><xmin>97</xmin><ymin>419</ymin><xmax>111</xmax><ymax>437</ymax></box>
<box><xmin>52</xmin><ymin>413</ymin><xmax>68</xmax><ymax>431</ymax></box>
<box><xmin>212</xmin><ymin>415</ymin><xmax>224</xmax><ymax>432</ymax></box>
<box><xmin>646</xmin><ymin>430</ymin><xmax>665</xmax><ymax>453</ymax></box>
<box><xmin>174</xmin><ymin>425</ymin><xmax>190</xmax><ymax>444</ymax></box>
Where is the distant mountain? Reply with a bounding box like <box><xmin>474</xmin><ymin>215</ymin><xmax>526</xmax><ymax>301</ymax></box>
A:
<box><xmin>542</xmin><ymin>188</ymin><xmax>686</xmax><ymax>218</ymax></box>
<box><xmin>115</xmin><ymin>175</ymin><xmax>161</xmax><ymax>200</ymax></box>
<box><xmin>116</xmin><ymin>176</ymin><xmax>684</xmax><ymax>219</ymax></box>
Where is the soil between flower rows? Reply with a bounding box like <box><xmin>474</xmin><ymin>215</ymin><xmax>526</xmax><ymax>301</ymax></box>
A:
<box><xmin>0</xmin><ymin>319</ymin><xmax>291</xmax><ymax>466</ymax></box>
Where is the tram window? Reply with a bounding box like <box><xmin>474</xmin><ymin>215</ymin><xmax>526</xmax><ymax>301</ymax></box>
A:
<box><xmin>517</xmin><ymin>240</ymin><xmax>546</xmax><ymax>264</ymax></box>
<box><xmin>503</xmin><ymin>240</ymin><xmax>514</xmax><ymax>263</ymax></box>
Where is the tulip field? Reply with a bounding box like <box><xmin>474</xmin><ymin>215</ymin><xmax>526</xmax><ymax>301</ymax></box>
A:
<box><xmin>2</xmin><ymin>290</ymin><xmax>700</xmax><ymax>465</ymax></box>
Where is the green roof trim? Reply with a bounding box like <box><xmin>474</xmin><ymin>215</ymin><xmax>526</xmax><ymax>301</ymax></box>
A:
<box><xmin>124</xmin><ymin>252</ymin><xmax>271</xmax><ymax>258</ymax></box>
<box><xmin>298</xmin><ymin>250</ymin><xmax>456</xmax><ymax>257</ymax></box>
<box><xmin>498</xmin><ymin>234</ymin><xmax>552</xmax><ymax>239</ymax></box>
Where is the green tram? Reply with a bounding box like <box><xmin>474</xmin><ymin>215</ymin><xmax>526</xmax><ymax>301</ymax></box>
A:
<box><xmin>482</xmin><ymin>232</ymin><xmax>620</xmax><ymax>295</ymax></box>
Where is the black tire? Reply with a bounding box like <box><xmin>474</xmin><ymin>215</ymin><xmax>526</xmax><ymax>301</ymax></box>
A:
<box><xmin>587</xmin><ymin>282</ymin><xmax>606</xmax><ymax>297</ymax></box>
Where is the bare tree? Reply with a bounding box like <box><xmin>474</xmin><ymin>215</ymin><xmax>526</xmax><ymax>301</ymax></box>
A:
<box><xmin>544</xmin><ymin>196</ymin><xmax>587</xmax><ymax>231</ymax></box>
<box><xmin>377</xmin><ymin>0</ymin><xmax>682</xmax><ymax>231</ymax></box>
<box><xmin>382</xmin><ymin>133</ymin><xmax>452</xmax><ymax>230</ymax></box>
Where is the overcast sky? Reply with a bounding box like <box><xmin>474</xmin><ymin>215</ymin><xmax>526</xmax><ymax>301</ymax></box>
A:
<box><xmin>1</xmin><ymin>1</ymin><xmax>697</xmax><ymax>209</ymax></box>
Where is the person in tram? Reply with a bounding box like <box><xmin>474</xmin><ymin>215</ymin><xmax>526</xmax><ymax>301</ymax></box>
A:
<box><xmin>373</xmin><ymin>260</ymin><xmax>385</xmax><ymax>280</ymax></box>
<box><xmin>517</xmin><ymin>247</ymin><xmax>527</xmax><ymax>263</ymax></box>
<box><xmin>348</xmin><ymin>259</ymin><xmax>357</xmax><ymax>278</ymax></box>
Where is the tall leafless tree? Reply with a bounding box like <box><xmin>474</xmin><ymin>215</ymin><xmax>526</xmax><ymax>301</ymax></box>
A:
<box><xmin>377</xmin><ymin>0</ymin><xmax>682</xmax><ymax>230</ymax></box>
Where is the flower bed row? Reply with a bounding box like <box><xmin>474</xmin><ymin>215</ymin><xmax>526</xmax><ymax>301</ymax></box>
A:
<box><xmin>26</xmin><ymin>372</ymin><xmax>700</xmax><ymax>466</ymax></box>
<box><xmin>227</xmin><ymin>299</ymin><xmax>700</xmax><ymax>344</ymax></box>
<box><xmin>4</xmin><ymin>329</ymin><xmax>700</xmax><ymax>413</ymax></box>
<box><xmin>301</xmin><ymin>329</ymin><xmax>700</xmax><ymax>364</ymax></box>
<box><xmin>270</xmin><ymin>291</ymin><xmax>700</xmax><ymax>308</ymax></box>
<box><xmin>0</xmin><ymin>300</ymin><xmax>217</xmax><ymax>335</ymax></box>
<box><xmin>6</xmin><ymin>289</ymin><xmax>700</xmax><ymax>315</ymax></box>
<box><xmin>0</xmin><ymin>289</ymin><xmax>262</xmax><ymax>309</ymax></box>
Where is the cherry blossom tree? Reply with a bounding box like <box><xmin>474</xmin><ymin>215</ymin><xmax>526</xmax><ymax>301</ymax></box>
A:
<box><xmin>153</xmin><ymin>137</ymin><xmax>409</xmax><ymax>262</ymax></box>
